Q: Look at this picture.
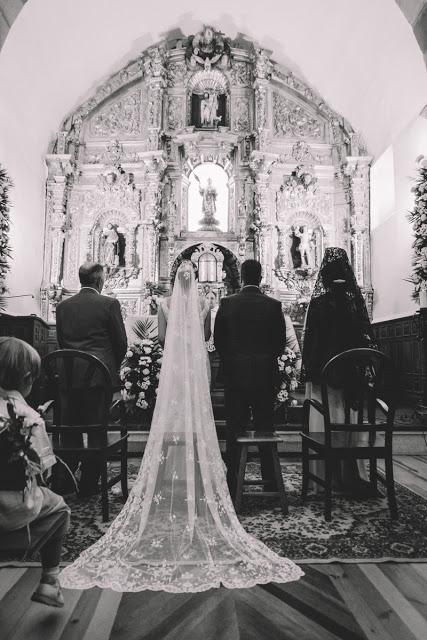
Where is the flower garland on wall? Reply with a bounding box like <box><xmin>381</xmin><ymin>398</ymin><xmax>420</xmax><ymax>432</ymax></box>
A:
<box><xmin>0</xmin><ymin>164</ymin><xmax>12</xmax><ymax>299</ymax></box>
<box><xmin>408</xmin><ymin>156</ymin><xmax>427</xmax><ymax>302</ymax></box>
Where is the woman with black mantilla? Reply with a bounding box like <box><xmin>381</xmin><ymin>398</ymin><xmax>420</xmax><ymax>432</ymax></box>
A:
<box><xmin>302</xmin><ymin>247</ymin><xmax>377</xmax><ymax>496</ymax></box>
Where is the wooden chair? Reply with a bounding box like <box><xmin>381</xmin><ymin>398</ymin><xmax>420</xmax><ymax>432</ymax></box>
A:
<box><xmin>0</xmin><ymin>510</ymin><xmax>68</xmax><ymax>561</ymax></box>
<box><xmin>233</xmin><ymin>432</ymin><xmax>289</xmax><ymax>515</ymax></box>
<box><xmin>300</xmin><ymin>348</ymin><xmax>398</xmax><ymax>522</ymax></box>
<box><xmin>41</xmin><ymin>349</ymin><xmax>128</xmax><ymax>522</ymax></box>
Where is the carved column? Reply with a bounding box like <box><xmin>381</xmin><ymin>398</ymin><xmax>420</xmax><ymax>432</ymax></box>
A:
<box><xmin>42</xmin><ymin>154</ymin><xmax>74</xmax><ymax>321</ymax></box>
<box><xmin>253</xmin><ymin>49</ymin><xmax>272</xmax><ymax>151</ymax></box>
<box><xmin>166</xmin><ymin>179</ymin><xmax>178</xmax><ymax>273</ymax></box>
<box><xmin>124</xmin><ymin>224</ymin><xmax>137</xmax><ymax>268</ymax></box>
<box><xmin>144</xmin><ymin>47</ymin><xmax>167</xmax><ymax>152</ymax></box>
<box><xmin>180</xmin><ymin>175</ymin><xmax>190</xmax><ymax>233</ymax></box>
<box><xmin>228</xmin><ymin>176</ymin><xmax>236</xmax><ymax>233</ymax></box>
<box><xmin>141</xmin><ymin>154</ymin><xmax>167</xmax><ymax>282</ymax></box>
<box><xmin>250</xmin><ymin>151</ymin><xmax>276</xmax><ymax>285</ymax></box>
<box><xmin>276</xmin><ymin>226</ymin><xmax>293</xmax><ymax>271</ymax></box>
<box><xmin>344</xmin><ymin>156</ymin><xmax>373</xmax><ymax>315</ymax></box>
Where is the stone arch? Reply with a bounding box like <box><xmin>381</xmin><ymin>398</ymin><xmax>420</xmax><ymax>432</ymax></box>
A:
<box><xmin>170</xmin><ymin>242</ymin><xmax>241</xmax><ymax>294</ymax></box>
<box><xmin>88</xmin><ymin>208</ymin><xmax>138</xmax><ymax>268</ymax></box>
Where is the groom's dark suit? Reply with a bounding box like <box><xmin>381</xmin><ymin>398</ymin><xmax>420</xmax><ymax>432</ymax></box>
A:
<box><xmin>214</xmin><ymin>286</ymin><xmax>286</xmax><ymax>491</ymax></box>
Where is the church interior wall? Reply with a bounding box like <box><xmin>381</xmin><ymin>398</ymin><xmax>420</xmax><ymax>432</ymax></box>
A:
<box><xmin>371</xmin><ymin>114</ymin><xmax>427</xmax><ymax>322</ymax></box>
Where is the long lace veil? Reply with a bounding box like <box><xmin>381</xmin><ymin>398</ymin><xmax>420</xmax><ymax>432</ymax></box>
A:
<box><xmin>60</xmin><ymin>261</ymin><xmax>303</xmax><ymax>592</ymax></box>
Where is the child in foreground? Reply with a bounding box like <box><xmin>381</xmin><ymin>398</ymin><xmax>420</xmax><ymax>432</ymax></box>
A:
<box><xmin>0</xmin><ymin>337</ymin><xmax>70</xmax><ymax>607</ymax></box>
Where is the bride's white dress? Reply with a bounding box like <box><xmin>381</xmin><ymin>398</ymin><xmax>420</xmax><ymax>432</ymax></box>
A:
<box><xmin>59</xmin><ymin>263</ymin><xmax>303</xmax><ymax>592</ymax></box>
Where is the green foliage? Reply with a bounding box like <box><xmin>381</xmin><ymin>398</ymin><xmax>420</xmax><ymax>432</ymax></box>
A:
<box><xmin>407</xmin><ymin>157</ymin><xmax>427</xmax><ymax>301</ymax></box>
<box><xmin>132</xmin><ymin>317</ymin><xmax>159</xmax><ymax>343</ymax></box>
<box><xmin>0</xmin><ymin>165</ymin><xmax>12</xmax><ymax>298</ymax></box>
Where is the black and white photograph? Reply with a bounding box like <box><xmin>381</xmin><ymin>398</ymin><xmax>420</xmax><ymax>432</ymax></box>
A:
<box><xmin>0</xmin><ymin>1</ymin><xmax>427</xmax><ymax>638</ymax></box>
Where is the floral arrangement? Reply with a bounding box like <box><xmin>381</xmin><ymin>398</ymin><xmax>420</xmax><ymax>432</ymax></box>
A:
<box><xmin>120</xmin><ymin>318</ymin><xmax>163</xmax><ymax>413</ymax></box>
<box><xmin>407</xmin><ymin>156</ymin><xmax>427</xmax><ymax>301</ymax></box>
<box><xmin>276</xmin><ymin>347</ymin><xmax>299</xmax><ymax>407</ymax></box>
<box><xmin>0</xmin><ymin>403</ymin><xmax>42</xmax><ymax>491</ymax></box>
<box><xmin>0</xmin><ymin>164</ymin><xmax>12</xmax><ymax>306</ymax></box>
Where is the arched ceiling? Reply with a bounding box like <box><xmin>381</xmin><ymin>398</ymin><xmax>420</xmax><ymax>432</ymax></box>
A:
<box><xmin>0</xmin><ymin>0</ymin><xmax>426</xmax><ymax>161</ymax></box>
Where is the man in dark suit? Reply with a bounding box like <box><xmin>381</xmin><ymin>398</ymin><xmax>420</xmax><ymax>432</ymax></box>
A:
<box><xmin>56</xmin><ymin>262</ymin><xmax>127</xmax><ymax>388</ymax></box>
<box><xmin>214</xmin><ymin>260</ymin><xmax>286</xmax><ymax>494</ymax></box>
<box><xmin>55</xmin><ymin>262</ymin><xmax>127</xmax><ymax>494</ymax></box>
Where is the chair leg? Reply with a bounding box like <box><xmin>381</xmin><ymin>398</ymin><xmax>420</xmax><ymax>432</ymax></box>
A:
<box><xmin>301</xmin><ymin>440</ymin><xmax>309</xmax><ymax>502</ymax></box>
<box><xmin>100</xmin><ymin>457</ymin><xmax>109</xmax><ymax>522</ymax></box>
<box><xmin>234</xmin><ymin>445</ymin><xmax>248</xmax><ymax>514</ymax></box>
<box><xmin>324</xmin><ymin>456</ymin><xmax>332</xmax><ymax>522</ymax></box>
<box><xmin>384</xmin><ymin>455</ymin><xmax>398</xmax><ymax>520</ymax></box>
<box><xmin>369</xmin><ymin>457</ymin><xmax>378</xmax><ymax>493</ymax></box>
<box><xmin>121</xmin><ymin>439</ymin><xmax>128</xmax><ymax>500</ymax></box>
<box><xmin>272</xmin><ymin>445</ymin><xmax>288</xmax><ymax>516</ymax></box>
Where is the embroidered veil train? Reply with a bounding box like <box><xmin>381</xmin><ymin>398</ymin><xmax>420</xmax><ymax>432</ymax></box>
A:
<box><xmin>59</xmin><ymin>261</ymin><xmax>303</xmax><ymax>592</ymax></box>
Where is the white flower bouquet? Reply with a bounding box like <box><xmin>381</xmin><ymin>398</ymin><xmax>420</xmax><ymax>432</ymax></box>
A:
<box><xmin>276</xmin><ymin>347</ymin><xmax>299</xmax><ymax>408</ymax></box>
<box><xmin>120</xmin><ymin>318</ymin><xmax>163</xmax><ymax>414</ymax></box>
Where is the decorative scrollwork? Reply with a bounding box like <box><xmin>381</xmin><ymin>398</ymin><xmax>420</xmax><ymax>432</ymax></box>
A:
<box><xmin>89</xmin><ymin>90</ymin><xmax>142</xmax><ymax>138</ymax></box>
<box><xmin>273</xmin><ymin>93</ymin><xmax>323</xmax><ymax>139</ymax></box>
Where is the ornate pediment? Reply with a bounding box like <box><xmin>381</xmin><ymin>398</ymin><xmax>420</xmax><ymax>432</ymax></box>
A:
<box><xmin>88</xmin><ymin>89</ymin><xmax>142</xmax><ymax>138</ymax></box>
<box><xmin>186</xmin><ymin>25</ymin><xmax>231</xmax><ymax>71</ymax></box>
<box><xmin>82</xmin><ymin>168</ymin><xmax>141</xmax><ymax>221</ymax></box>
<box><xmin>273</xmin><ymin>93</ymin><xmax>324</xmax><ymax>139</ymax></box>
<box><xmin>276</xmin><ymin>166</ymin><xmax>318</xmax><ymax>214</ymax></box>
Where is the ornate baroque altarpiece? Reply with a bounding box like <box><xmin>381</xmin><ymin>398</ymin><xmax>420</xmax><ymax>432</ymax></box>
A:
<box><xmin>42</xmin><ymin>26</ymin><xmax>373</xmax><ymax>322</ymax></box>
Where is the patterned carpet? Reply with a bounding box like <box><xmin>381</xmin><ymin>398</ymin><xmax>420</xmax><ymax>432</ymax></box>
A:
<box><xmin>57</xmin><ymin>461</ymin><xmax>427</xmax><ymax>562</ymax></box>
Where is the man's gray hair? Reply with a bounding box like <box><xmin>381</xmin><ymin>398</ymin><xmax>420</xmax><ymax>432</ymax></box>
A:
<box><xmin>79</xmin><ymin>262</ymin><xmax>104</xmax><ymax>287</ymax></box>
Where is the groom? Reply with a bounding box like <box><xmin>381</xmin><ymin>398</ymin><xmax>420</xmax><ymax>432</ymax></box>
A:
<box><xmin>214</xmin><ymin>259</ymin><xmax>286</xmax><ymax>494</ymax></box>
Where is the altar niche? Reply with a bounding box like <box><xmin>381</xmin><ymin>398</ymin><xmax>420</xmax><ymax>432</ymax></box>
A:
<box><xmin>289</xmin><ymin>224</ymin><xmax>323</xmax><ymax>271</ymax></box>
<box><xmin>188</xmin><ymin>68</ymin><xmax>229</xmax><ymax>130</ymax></box>
<box><xmin>188</xmin><ymin>163</ymin><xmax>229</xmax><ymax>232</ymax></box>
<box><xmin>191</xmin><ymin>91</ymin><xmax>227</xmax><ymax>129</ymax></box>
<box><xmin>171</xmin><ymin>243</ymin><xmax>240</xmax><ymax>297</ymax></box>
<box><xmin>100</xmin><ymin>223</ymin><xmax>126</xmax><ymax>269</ymax></box>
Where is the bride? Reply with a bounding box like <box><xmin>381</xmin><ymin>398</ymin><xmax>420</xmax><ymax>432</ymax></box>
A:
<box><xmin>59</xmin><ymin>261</ymin><xmax>303</xmax><ymax>592</ymax></box>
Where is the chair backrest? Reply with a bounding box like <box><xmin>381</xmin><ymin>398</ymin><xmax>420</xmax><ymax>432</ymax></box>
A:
<box><xmin>320</xmin><ymin>348</ymin><xmax>396</xmax><ymax>434</ymax></box>
<box><xmin>41</xmin><ymin>349</ymin><xmax>113</xmax><ymax>427</ymax></box>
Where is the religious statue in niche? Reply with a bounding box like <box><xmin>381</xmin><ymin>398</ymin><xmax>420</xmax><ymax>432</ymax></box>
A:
<box><xmin>290</xmin><ymin>223</ymin><xmax>325</xmax><ymax>272</ymax></box>
<box><xmin>291</xmin><ymin>225</ymin><xmax>315</xmax><ymax>269</ymax></box>
<box><xmin>201</xmin><ymin>91</ymin><xmax>220</xmax><ymax>127</ymax></box>
<box><xmin>101</xmin><ymin>223</ymin><xmax>126</xmax><ymax>269</ymax></box>
<box><xmin>191</xmin><ymin>90</ymin><xmax>226</xmax><ymax>128</ymax></box>
<box><xmin>186</xmin><ymin>25</ymin><xmax>230</xmax><ymax>70</ymax></box>
<box><xmin>195</xmin><ymin>176</ymin><xmax>220</xmax><ymax>230</ymax></box>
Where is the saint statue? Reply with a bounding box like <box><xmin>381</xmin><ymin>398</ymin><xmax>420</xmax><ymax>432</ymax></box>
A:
<box><xmin>200</xmin><ymin>91</ymin><xmax>219</xmax><ymax>127</ymax></box>
<box><xmin>294</xmin><ymin>225</ymin><xmax>314</xmax><ymax>269</ymax></box>
<box><xmin>196</xmin><ymin>176</ymin><xmax>220</xmax><ymax>230</ymax></box>
<box><xmin>102</xmin><ymin>223</ymin><xmax>120</xmax><ymax>268</ymax></box>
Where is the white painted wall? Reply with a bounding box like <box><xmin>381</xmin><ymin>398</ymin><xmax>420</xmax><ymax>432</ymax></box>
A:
<box><xmin>371</xmin><ymin>115</ymin><xmax>427</xmax><ymax>322</ymax></box>
<box><xmin>0</xmin><ymin>0</ymin><xmax>426</xmax><ymax>315</ymax></box>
